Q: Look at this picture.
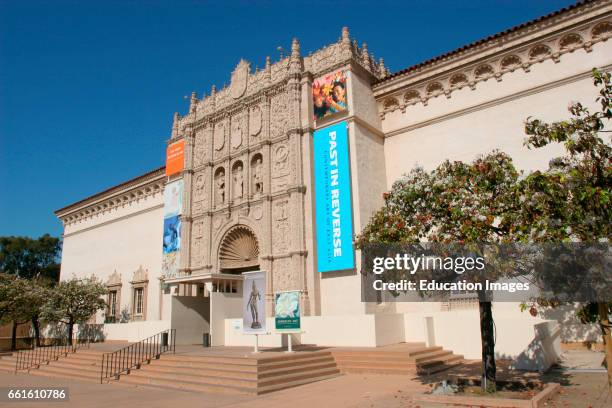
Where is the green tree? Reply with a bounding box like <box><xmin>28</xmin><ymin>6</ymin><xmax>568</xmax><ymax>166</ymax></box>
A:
<box><xmin>41</xmin><ymin>277</ymin><xmax>106</xmax><ymax>345</ymax></box>
<box><xmin>516</xmin><ymin>69</ymin><xmax>612</xmax><ymax>390</ymax></box>
<box><xmin>357</xmin><ymin>151</ymin><xmax>522</xmax><ymax>392</ymax></box>
<box><xmin>0</xmin><ymin>234</ymin><xmax>61</xmax><ymax>346</ymax></box>
<box><xmin>0</xmin><ymin>275</ymin><xmax>49</xmax><ymax>350</ymax></box>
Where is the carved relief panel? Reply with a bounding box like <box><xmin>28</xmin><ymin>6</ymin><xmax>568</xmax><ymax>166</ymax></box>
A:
<box><xmin>230</xmin><ymin>111</ymin><xmax>246</xmax><ymax>151</ymax></box>
<box><xmin>270</xmin><ymin>91</ymin><xmax>292</xmax><ymax>139</ymax></box>
<box><xmin>192</xmin><ymin>170</ymin><xmax>208</xmax><ymax>215</ymax></box>
<box><xmin>213</xmin><ymin>120</ymin><xmax>227</xmax><ymax>160</ymax></box>
<box><xmin>272</xmin><ymin>199</ymin><xmax>291</xmax><ymax>254</ymax></box>
<box><xmin>193</xmin><ymin>127</ymin><xmax>211</xmax><ymax>167</ymax></box>
<box><xmin>272</xmin><ymin>257</ymin><xmax>295</xmax><ymax>292</ymax></box>
<box><xmin>191</xmin><ymin>219</ymin><xmax>205</xmax><ymax>267</ymax></box>
<box><xmin>271</xmin><ymin>142</ymin><xmax>291</xmax><ymax>192</ymax></box>
<box><xmin>249</xmin><ymin>105</ymin><xmax>262</xmax><ymax>139</ymax></box>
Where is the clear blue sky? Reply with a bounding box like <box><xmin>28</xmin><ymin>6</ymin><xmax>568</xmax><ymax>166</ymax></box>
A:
<box><xmin>0</xmin><ymin>0</ymin><xmax>577</xmax><ymax>238</ymax></box>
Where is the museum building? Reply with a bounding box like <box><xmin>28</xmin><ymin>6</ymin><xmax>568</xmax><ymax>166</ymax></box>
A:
<box><xmin>55</xmin><ymin>1</ymin><xmax>612</xmax><ymax>364</ymax></box>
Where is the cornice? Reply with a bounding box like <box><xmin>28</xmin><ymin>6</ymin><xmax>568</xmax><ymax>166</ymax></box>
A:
<box><xmin>375</xmin><ymin>15</ymin><xmax>612</xmax><ymax>118</ymax></box>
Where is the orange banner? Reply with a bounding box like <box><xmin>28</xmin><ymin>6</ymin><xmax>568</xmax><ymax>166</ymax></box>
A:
<box><xmin>165</xmin><ymin>140</ymin><xmax>185</xmax><ymax>176</ymax></box>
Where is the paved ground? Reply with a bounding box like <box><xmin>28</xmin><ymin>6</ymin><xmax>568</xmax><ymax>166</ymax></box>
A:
<box><xmin>0</xmin><ymin>350</ymin><xmax>609</xmax><ymax>408</ymax></box>
<box><xmin>0</xmin><ymin>371</ymin><xmax>430</xmax><ymax>408</ymax></box>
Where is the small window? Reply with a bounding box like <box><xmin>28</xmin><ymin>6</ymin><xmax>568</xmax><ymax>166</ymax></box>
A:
<box><xmin>134</xmin><ymin>288</ymin><xmax>144</xmax><ymax>316</ymax></box>
<box><xmin>109</xmin><ymin>291</ymin><xmax>117</xmax><ymax>317</ymax></box>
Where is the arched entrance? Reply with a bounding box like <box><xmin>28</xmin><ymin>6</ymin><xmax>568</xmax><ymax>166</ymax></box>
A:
<box><xmin>218</xmin><ymin>225</ymin><xmax>260</xmax><ymax>274</ymax></box>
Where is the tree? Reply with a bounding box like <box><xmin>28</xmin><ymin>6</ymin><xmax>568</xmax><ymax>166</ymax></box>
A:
<box><xmin>0</xmin><ymin>274</ymin><xmax>49</xmax><ymax>350</ymax></box>
<box><xmin>357</xmin><ymin>151</ymin><xmax>522</xmax><ymax>392</ymax></box>
<box><xmin>41</xmin><ymin>277</ymin><xmax>107</xmax><ymax>345</ymax></box>
<box><xmin>516</xmin><ymin>69</ymin><xmax>612</xmax><ymax>390</ymax></box>
<box><xmin>0</xmin><ymin>235</ymin><xmax>61</xmax><ymax>281</ymax></box>
<box><xmin>0</xmin><ymin>234</ymin><xmax>61</xmax><ymax>346</ymax></box>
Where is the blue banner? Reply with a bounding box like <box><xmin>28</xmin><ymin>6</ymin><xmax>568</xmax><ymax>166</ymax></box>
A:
<box><xmin>313</xmin><ymin>121</ymin><xmax>355</xmax><ymax>272</ymax></box>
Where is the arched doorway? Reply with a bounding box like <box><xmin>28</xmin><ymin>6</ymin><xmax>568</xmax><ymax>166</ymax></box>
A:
<box><xmin>218</xmin><ymin>225</ymin><xmax>260</xmax><ymax>274</ymax></box>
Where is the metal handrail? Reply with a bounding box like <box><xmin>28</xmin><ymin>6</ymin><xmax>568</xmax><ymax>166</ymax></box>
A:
<box><xmin>14</xmin><ymin>337</ymin><xmax>91</xmax><ymax>373</ymax></box>
<box><xmin>100</xmin><ymin>329</ymin><xmax>176</xmax><ymax>383</ymax></box>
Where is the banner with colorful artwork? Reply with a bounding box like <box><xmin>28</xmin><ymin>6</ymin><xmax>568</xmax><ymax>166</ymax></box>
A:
<box><xmin>165</xmin><ymin>139</ymin><xmax>185</xmax><ymax>176</ymax></box>
<box><xmin>242</xmin><ymin>271</ymin><xmax>267</xmax><ymax>335</ymax></box>
<box><xmin>274</xmin><ymin>291</ymin><xmax>300</xmax><ymax>332</ymax></box>
<box><xmin>313</xmin><ymin>70</ymin><xmax>348</xmax><ymax>121</ymax></box>
<box><xmin>163</xmin><ymin>179</ymin><xmax>183</xmax><ymax>218</ymax></box>
<box><xmin>313</xmin><ymin>121</ymin><xmax>355</xmax><ymax>273</ymax></box>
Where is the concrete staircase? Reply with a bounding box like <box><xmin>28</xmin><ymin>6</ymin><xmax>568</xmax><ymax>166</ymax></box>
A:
<box><xmin>0</xmin><ymin>349</ymin><xmax>105</xmax><ymax>382</ymax></box>
<box><xmin>0</xmin><ymin>348</ymin><xmax>341</xmax><ymax>395</ymax></box>
<box><xmin>114</xmin><ymin>350</ymin><xmax>341</xmax><ymax>395</ymax></box>
<box><xmin>332</xmin><ymin>343</ymin><xmax>463</xmax><ymax>375</ymax></box>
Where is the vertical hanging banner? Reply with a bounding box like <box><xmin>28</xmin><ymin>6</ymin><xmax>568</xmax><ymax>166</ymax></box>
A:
<box><xmin>243</xmin><ymin>271</ymin><xmax>267</xmax><ymax>334</ymax></box>
<box><xmin>161</xmin><ymin>180</ymin><xmax>183</xmax><ymax>278</ymax></box>
<box><xmin>274</xmin><ymin>291</ymin><xmax>300</xmax><ymax>331</ymax></box>
<box><xmin>313</xmin><ymin>121</ymin><xmax>355</xmax><ymax>273</ymax></box>
<box><xmin>165</xmin><ymin>139</ymin><xmax>185</xmax><ymax>177</ymax></box>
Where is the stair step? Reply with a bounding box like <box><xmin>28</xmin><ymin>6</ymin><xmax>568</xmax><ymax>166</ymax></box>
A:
<box><xmin>258</xmin><ymin>371</ymin><xmax>342</xmax><ymax>394</ymax></box>
<box><xmin>117</xmin><ymin>374</ymin><xmax>254</xmax><ymax>395</ymax></box>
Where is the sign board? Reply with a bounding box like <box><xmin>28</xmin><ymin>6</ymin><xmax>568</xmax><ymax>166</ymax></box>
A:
<box><xmin>242</xmin><ymin>271</ymin><xmax>266</xmax><ymax>334</ymax></box>
<box><xmin>313</xmin><ymin>70</ymin><xmax>348</xmax><ymax>121</ymax></box>
<box><xmin>165</xmin><ymin>139</ymin><xmax>185</xmax><ymax>176</ymax></box>
<box><xmin>163</xmin><ymin>179</ymin><xmax>183</xmax><ymax>218</ymax></box>
<box><xmin>274</xmin><ymin>291</ymin><xmax>300</xmax><ymax>332</ymax></box>
<box><xmin>313</xmin><ymin>121</ymin><xmax>355</xmax><ymax>272</ymax></box>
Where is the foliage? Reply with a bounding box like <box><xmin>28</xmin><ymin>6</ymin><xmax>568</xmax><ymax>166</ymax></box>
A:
<box><xmin>41</xmin><ymin>277</ymin><xmax>107</xmax><ymax>341</ymax></box>
<box><xmin>0</xmin><ymin>235</ymin><xmax>61</xmax><ymax>281</ymax></box>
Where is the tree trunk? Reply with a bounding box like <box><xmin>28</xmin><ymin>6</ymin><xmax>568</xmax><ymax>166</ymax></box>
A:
<box><xmin>31</xmin><ymin>316</ymin><xmax>41</xmax><ymax>347</ymax></box>
<box><xmin>67</xmin><ymin>321</ymin><xmax>74</xmax><ymax>346</ymax></box>
<box><xmin>478</xmin><ymin>298</ymin><xmax>496</xmax><ymax>393</ymax></box>
<box><xmin>11</xmin><ymin>321</ymin><xmax>17</xmax><ymax>351</ymax></box>
<box><xmin>597</xmin><ymin>302</ymin><xmax>612</xmax><ymax>393</ymax></box>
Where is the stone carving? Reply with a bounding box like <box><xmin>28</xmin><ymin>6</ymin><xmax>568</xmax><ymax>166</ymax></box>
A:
<box><xmin>232</xmin><ymin>162</ymin><xmax>244</xmax><ymax>199</ymax></box>
<box><xmin>251</xmin><ymin>204</ymin><xmax>263</xmax><ymax>220</ymax></box>
<box><xmin>193</xmin><ymin>220</ymin><xmax>204</xmax><ymax>238</ymax></box>
<box><xmin>270</xmin><ymin>92</ymin><xmax>292</xmax><ymax>138</ymax></box>
<box><xmin>230</xmin><ymin>60</ymin><xmax>249</xmax><ymax>99</ymax></box>
<box><xmin>273</xmin><ymin>144</ymin><xmax>289</xmax><ymax>174</ymax></box>
<box><xmin>273</xmin><ymin>200</ymin><xmax>290</xmax><ymax>253</ymax></box>
<box><xmin>251</xmin><ymin>155</ymin><xmax>263</xmax><ymax>196</ymax></box>
<box><xmin>192</xmin><ymin>237</ymin><xmax>203</xmax><ymax>265</ymax></box>
<box><xmin>214</xmin><ymin>122</ymin><xmax>226</xmax><ymax>151</ymax></box>
<box><xmin>194</xmin><ymin>173</ymin><xmax>205</xmax><ymax>201</ymax></box>
<box><xmin>272</xmin><ymin>258</ymin><xmax>294</xmax><ymax>292</ymax></box>
<box><xmin>249</xmin><ymin>105</ymin><xmax>262</xmax><ymax>136</ymax></box>
<box><xmin>132</xmin><ymin>265</ymin><xmax>148</xmax><ymax>283</ymax></box>
<box><xmin>213</xmin><ymin>216</ymin><xmax>223</xmax><ymax>232</ymax></box>
<box><xmin>231</xmin><ymin>114</ymin><xmax>243</xmax><ymax>149</ymax></box>
<box><xmin>193</xmin><ymin>128</ymin><xmax>210</xmax><ymax>167</ymax></box>
<box><xmin>215</xmin><ymin>168</ymin><xmax>226</xmax><ymax>206</ymax></box>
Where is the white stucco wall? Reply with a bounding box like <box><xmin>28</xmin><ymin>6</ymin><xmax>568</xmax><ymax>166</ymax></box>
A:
<box><xmin>60</xmin><ymin>189</ymin><xmax>164</xmax><ymax>324</ymax></box>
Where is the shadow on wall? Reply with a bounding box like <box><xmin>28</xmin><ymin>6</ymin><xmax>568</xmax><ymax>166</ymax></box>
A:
<box><xmin>510</xmin><ymin>321</ymin><xmax>562</xmax><ymax>372</ymax></box>
<box><xmin>540</xmin><ymin>304</ymin><xmax>600</xmax><ymax>343</ymax></box>
<box><xmin>78</xmin><ymin>324</ymin><xmax>105</xmax><ymax>342</ymax></box>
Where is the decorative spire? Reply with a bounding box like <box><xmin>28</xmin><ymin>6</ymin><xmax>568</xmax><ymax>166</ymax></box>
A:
<box><xmin>361</xmin><ymin>42</ymin><xmax>370</xmax><ymax>63</ymax></box>
<box><xmin>291</xmin><ymin>38</ymin><xmax>300</xmax><ymax>58</ymax></box>
<box><xmin>189</xmin><ymin>91</ymin><xmax>197</xmax><ymax>114</ymax></box>
<box><xmin>379</xmin><ymin>57</ymin><xmax>387</xmax><ymax>77</ymax></box>
<box><xmin>172</xmin><ymin>112</ymin><xmax>180</xmax><ymax>138</ymax></box>
<box><xmin>341</xmin><ymin>26</ymin><xmax>350</xmax><ymax>44</ymax></box>
<box><xmin>289</xmin><ymin>38</ymin><xmax>302</xmax><ymax>73</ymax></box>
<box><xmin>211</xmin><ymin>84</ymin><xmax>216</xmax><ymax>96</ymax></box>
<box><xmin>265</xmin><ymin>56</ymin><xmax>271</xmax><ymax>83</ymax></box>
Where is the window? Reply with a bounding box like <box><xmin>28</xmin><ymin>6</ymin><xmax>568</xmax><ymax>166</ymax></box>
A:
<box><xmin>108</xmin><ymin>290</ymin><xmax>117</xmax><ymax>317</ymax></box>
<box><xmin>134</xmin><ymin>288</ymin><xmax>144</xmax><ymax>316</ymax></box>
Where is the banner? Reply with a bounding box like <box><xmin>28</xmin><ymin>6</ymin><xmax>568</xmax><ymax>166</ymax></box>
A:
<box><xmin>313</xmin><ymin>121</ymin><xmax>355</xmax><ymax>273</ymax></box>
<box><xmin>161</xmin><ymin>180</ymin><xmax>183</xmax><ymax>279</ymax></box>
<box><xmin>165</xmin><ymin>140</ymin><xmax>185</xmax><ymax>176</ymax></box>
<box><xmin>242</xmin><ymin>271</ymin><xmax>266</xmax><ymax>334</ymax></box>
<box><xmin>313</xmin><ymin>70</ymin><xmax>348</xmax><ymax>121</ymax></box>
<box><xmin>163</xmin><ymin>179</ymin><xmax>183</xmax><ymax>218</ymax></box>
<box><xmin>274</xmin><ymin>291</ymin><xmax>300</xmax><ymax>332</ymax></box>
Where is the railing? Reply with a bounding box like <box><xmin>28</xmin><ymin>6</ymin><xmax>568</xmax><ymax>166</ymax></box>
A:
<box><xmin>100</xmin><ymin>329</ymin><xmax>176</xmax><ymax>383</ymax></box>
<box><xmin>14</xmin><ymin>337</ymin><xmax>91</xmax><ymax>373</ymax></box>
